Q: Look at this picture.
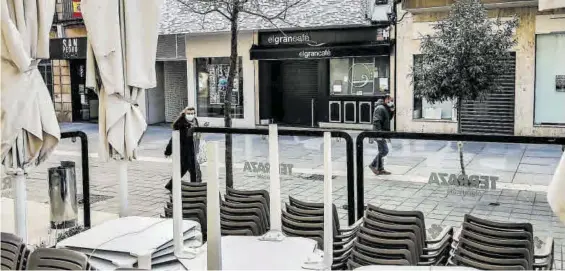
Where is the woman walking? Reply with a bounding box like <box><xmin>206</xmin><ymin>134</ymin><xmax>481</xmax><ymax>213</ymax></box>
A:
<box><xmin>164</xmin><ymin>107</ymin><xmax>202</xmax><ymax>191</ymax></box>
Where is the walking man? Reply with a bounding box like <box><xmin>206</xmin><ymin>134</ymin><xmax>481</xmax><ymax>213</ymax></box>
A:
<box><xmin>369</xmin><ymin>95</ymin><xmax>395</xmax><ymax>175</ymax></box>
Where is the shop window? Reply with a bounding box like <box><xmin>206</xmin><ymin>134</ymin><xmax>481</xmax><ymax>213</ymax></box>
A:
<box><xmin>195</xmin><ymin>57</ymin><xmax>244</xmax><ymax>118</ymax></box>
<box><xmin>38</xmin><ymin>60</ymin><xmax>54</xmax><ymax>99</ymax></box>
<box><xmin>535</xmin><ymin>33</ymin><xmax>565</xmax><ymax>125</ymax></box>
<box><xmin>330</xmin><ymin>56</ymin><xmax>389</xmax><ymax>96</ymax></box>
<box><xmin>412</xmin><ymin>55</ymin><xmax>454</xmax><ymax>120</ymax></box>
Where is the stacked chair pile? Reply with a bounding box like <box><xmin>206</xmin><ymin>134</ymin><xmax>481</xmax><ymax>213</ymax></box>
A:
<box><xmin>220</xmin><ymin>187</ymin><xmax>270</xmax><ymax>236</ymax></box>
<box><xmin>282</xmin><ymin>196</ymin><xmax>362</xmax><ymax>270</ymax></box>
<box><xmin>163</xmin><ymin>182</ymin><xmax>271</xmax><ymax>238</ymax></box>
<box><xmin>449</xmin><ymin>214</ymin><xmax>554</xmax><ymax>270</ymax></box>
<box><xmin>347</xmin><ymin>204</ymin><xmax>453</xmax><ymax>269</ymax></box>
<box><xmin>163</xmin><ymin>182</ymin><xmax>208</xmax><ymax>239</ymax></box>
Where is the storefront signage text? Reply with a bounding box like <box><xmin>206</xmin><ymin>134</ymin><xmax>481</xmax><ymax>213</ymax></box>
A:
<box><xmin>428</xmin><ymin>172</ymin><xmax>498</xmax><ymax>190</ymax></box>
<box><xmin>299</xmin><ymin>49</ymin><xmax>331</xmax><ymax>59</ymax></box>
<box><xmin>267</xmin><ymin>33</ymin><xmax>310</xmax><ymax>45</ymax></box>
<box><xmin>63</xmin><ymin>38</ymin><xmax>79</xmax><ymax>55</ymax></box>
<box><xmin>50</xmin><ymin>37</ymin><xmax>87</xmax><ymax>59</ymax></box>
<box><xmin>243</xmin><ymin>161</ymin><xmax>294</xmax><ymax>175</ymax></box>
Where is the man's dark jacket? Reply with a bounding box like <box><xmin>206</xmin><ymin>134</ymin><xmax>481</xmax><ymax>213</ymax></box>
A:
<box><xmin>373</xmin><ymin>99</ymin><xmax>395</xmax><ymax>131</ymax></box>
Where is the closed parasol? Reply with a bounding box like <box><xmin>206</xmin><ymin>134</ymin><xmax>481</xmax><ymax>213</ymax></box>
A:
<box><xmin>1</xmin><ymin>0</ymin><xmax>60</xmax><ymax>242</ymax></box>
<box><xmin>81</xmin><ymin>0</ymin><xmax>163</xmax><ymax>216</ymax></box>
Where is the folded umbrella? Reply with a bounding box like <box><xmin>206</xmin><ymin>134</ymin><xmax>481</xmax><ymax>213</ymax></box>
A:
<box><xmin>1</xmin><ymin>0</ymin><xmax>59</xmax><ymax>242</ymax></box>
<box><xmin>81</xmin><ymin>0</ymin><xmax>163</xmax><ymax>216</ymax></box>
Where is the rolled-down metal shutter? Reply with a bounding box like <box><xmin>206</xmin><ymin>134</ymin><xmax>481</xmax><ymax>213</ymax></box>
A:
<box><xmin>280</xmin><ymin>60</ymin><xmax>319</xmax><ymax>126</ymax></box>
<box><xmin>156</xmin><ymin>34</ymin><xmax>186</xmax><ymax>60</ymax></box>
<box><xmin>460</xmin><ymin>53</ymin><xmax>516</xmax><ymax>135</ymax></box>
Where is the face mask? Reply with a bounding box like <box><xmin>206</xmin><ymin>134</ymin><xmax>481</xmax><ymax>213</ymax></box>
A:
<box><xmin>387</xmin><ymin>101</ymin><xmax>394</xmax><ymax>107</ymax></box>
<box><xmin>185</xmin><ymin>114</ymin><xmax>194</xmax><ymax>121</ymax></box>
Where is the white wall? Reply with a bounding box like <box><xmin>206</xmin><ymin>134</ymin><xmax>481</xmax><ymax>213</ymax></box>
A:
<box><xmin>185</xmin><ymin>32</ymin><xmax>256</xmax><ymax>128</ymax></box>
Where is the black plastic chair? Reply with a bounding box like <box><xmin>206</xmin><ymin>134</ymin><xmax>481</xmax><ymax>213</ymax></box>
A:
<box><xmin>1</xmin><ymin>232</ymin><xmax>29</xmax><ymax>270</ymax></box>
<box><xmin>27</xmin><ymin>248</ymin><xmax>89</xmax><ymax>270</ymax></box>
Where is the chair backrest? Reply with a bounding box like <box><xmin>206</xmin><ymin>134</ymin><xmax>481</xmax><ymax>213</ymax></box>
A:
<box><xmin>464</xmin><ymin>214</ymin><xmax>533</xmax><ymax>233</ymax></box>
<box><xmin>365</xmin><ymin>210</ymin><xmax>425</xmax><ymax>245</ymax></box>
<box><xmin>456</xmin><ymin>243</ymin><xmax>530</xmax><ymax>270</ymax></box>
<box><xmin>226</xmin><ymin>187</ymin><xmax>270</xmax><ymax>206</ymax></box>
<box><xmin>460</xmin><ymin>226</ymin><xmax>533</xmax><ymax>253</ymax></box>
<box><xmin>356</xmin><ymin>232</ymin><xmax>419</xmax><ymax>264</ymax></box>
<box><xmin>458</xmin><ymin>237</ymin><xmax>532</xmax><ymax>266</ymax></box>
<box><xmin>452</xmin><ymin>254</ymin><xmax>526</xmax><ymax>270</ymax></box>
<box><xmin>27</xmin><ymin>248</ymin><xmax>89</xmax><ymax>270</ymax></box>
<box><xmin>1</xmin><ymin>232</ymin><xmax>27</xmax><ymax>270</ymax></box>
<box><xmin>289</xmin><ymin>196</ymin><xmax>341</xmax><ymax>230</ymax></box>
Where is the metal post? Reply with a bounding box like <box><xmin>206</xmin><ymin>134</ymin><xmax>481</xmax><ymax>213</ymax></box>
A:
<box><xmin>311</xmin><ymin>99</ymin><xmax>315</xmax><ymax>127</ymax></box>
<box><xmin>323</xmin><ymin>132</ymin><xmax>333</xmax><ymax>268</ymax></box>
<box><xmin>207</xmin><ymin>142</ymin><xmax>222</xmax><ymax>270</ymax></box>
<box><xmin>259</xmin><ymin>124</ymin><xmax>285</xmax><ymax>241</ymax></box>
<box><xmin>172</xmin><ymin>131</ymin><xmax>183</xmax><ymax>257</ymax></box>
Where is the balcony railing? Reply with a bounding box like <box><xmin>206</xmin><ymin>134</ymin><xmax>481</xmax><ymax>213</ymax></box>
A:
<box><xmin>55</xmin><ymin>0</ymin><xmax>82</xmax><ymax>22</ymax></box>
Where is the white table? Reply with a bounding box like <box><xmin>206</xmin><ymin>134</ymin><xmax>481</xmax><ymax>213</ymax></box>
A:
<box><xmin>56</xmin><ymin>216</ymin><xmax>318</xmax><ymax>270</ymax></box>
<box><xmin>354</xmin><ymin>266</ymin><xmax>478</xmax><ymax>270</ymax></box>
<box><xmin>180</xmin><ymin>235</ymin><xmax>318</xmax><ymax>270</ymax></box>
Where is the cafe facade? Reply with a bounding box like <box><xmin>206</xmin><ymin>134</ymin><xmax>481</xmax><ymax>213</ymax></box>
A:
<box><xmin>252</xmin><ymin>27</ymin><xmax>393</xmax><ymax>128</ymax></box>
<box><xmin>181</xmin><ymin>26</ymin><xmax>394</xmax><ymax>128</ymax></box>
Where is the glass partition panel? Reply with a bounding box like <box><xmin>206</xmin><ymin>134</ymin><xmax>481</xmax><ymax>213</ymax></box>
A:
<box><xmin>199</xmin><ymin>132</ymin><xmax>352</xmax><ymax>227</ymax></box>
<box><xmin>360</xmin><ymin>136</ymin><xmax>564</xmax><ymax>268</ymax></box>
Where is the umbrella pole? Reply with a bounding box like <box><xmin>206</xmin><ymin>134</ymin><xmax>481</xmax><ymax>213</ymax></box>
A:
<box><xmin>118</xmin><ymin>160</ymin><xmax>128</xmax><ymax>217</ymax></box>
<box><xmin>13</xmin><ymin>170</ymin><xmax>28</xmax><ymax>242</ymax></box>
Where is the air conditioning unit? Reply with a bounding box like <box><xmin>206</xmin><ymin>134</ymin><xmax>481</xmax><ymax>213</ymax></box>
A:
<box><xmin>366</xmin><ymin>0</ymin><xmax>393</xmax><ymax>23</ymax></box>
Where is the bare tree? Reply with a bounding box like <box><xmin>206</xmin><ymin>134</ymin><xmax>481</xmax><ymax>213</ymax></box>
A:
<box><xmin>176</xmin><ymin>0</ymin><xmax>308</xmax><ymax>189</ymax></box>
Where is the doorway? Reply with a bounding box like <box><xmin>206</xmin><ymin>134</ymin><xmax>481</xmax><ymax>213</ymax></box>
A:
<box><xmin>269</xmin><ymin>60</ymin><xmax>319</xmax><ymax>126</ymax></box>
<box><xmin>70</xmin><ymin>60</ymin><xmax>97</xmax><ymax>122</ymax></box>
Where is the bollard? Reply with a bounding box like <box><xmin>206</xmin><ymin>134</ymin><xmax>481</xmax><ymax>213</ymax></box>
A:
<box><xmin>48</xmin><ymin>162</ymin><xmax>78</xmax><ymax>229</ymax></box>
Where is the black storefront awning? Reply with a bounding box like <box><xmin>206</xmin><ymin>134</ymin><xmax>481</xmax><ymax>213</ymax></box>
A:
<box><xmin>250</xmin><ymin>43</ymin><xmax>391</xmax><ymax>60</ymax></box>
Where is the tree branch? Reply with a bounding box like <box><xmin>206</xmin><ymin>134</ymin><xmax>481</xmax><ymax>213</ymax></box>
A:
<box><xmin>175</xmin><ymin>0</ymin><xmax>233</xmax><ymax>21</ymax></box>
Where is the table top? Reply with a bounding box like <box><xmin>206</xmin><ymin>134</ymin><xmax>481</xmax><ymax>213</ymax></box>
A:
<box><xmin>354</xmin><ymin>266</ymin><xmax>477</xmax><ymax>270</ymax></box>
<box><xmin>57</xmin><ymin>216</ymin><xmax>200</xmax><ymax>256</ymax></box>
<box><xmin>180</xmin><ymin>235</ymin><xmax>318</xmax><ymax>270</ymax></box>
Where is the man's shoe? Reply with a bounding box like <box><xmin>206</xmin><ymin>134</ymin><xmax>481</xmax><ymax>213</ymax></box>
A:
<box><xmin>378</xmin><ymin>170</ymin><xmax>391</xmax><ymax>175</ymax></box>
<box><xmin>369</xmin><ymin>166</ymin><xmax>380</xmax><ymax>175</ymax></box>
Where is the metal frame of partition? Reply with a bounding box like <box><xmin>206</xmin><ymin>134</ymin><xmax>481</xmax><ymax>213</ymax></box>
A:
<box><xmin>188</xmin><ymin>127</ymin><xmax>357</xmax><ymax>225</ymax></box>
<box><xmin>60</xmin><ymin>131</ymin><xmax>91</xmax><ymax>228</ymax></box>
<box><xmin>355</xmin><ymin>131</ymin><xmax>565</xmax><ymax>219</ymax></box>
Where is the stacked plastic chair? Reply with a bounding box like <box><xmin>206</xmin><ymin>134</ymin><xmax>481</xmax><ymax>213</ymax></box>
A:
<box><xmin>163</xmin><ymin>183</ymin><xmax>271</xmax><ymax>238</ymax></box>
<box><xmin>1</xmin><ymin>232</ymin><xmax>30</xmax><ymax>270</ymax></box>
<box><xmin>282</xmin><ymin>196</ymin><xmax>362</xmax><ymax>270</ymax></box>
<box><xmin>163</xmin><ymin>182</ymin><xmax>208</xmax><ymax>239</ymax></box>
<box><xmin>347</xmin><ymin>204</ymin><xmax>453</xmax><ymax>269</ymax></box>
<box><xmin>27</xmin><ymin>248</ymin><xmax>90</xmax><ymax>270</ymax></box>
<box><xmin>449</xmin><ymin>214</ymin><xmax>554</xmax><ymax>270</ymax></box>
<box><xmin>220</xmin><ymin>187</ymin><xmax>271</xmax><ymax>236</ymax></box>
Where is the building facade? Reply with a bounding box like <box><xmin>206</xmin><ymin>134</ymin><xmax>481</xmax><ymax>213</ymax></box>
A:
<box><xmin>396</xmin><ymin>0</ymin><xmax>565</xmax><ymax>136</ymax></box>
<box><xmin>160</xmin><ymin>0</ymin><xmax>395</xmax><ymax>128</ymax></box>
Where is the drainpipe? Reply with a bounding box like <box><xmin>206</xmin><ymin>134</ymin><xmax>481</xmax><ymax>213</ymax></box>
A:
<box><xmin>393</xmin><ymin>0</ymin><xmax>399</xmax><ymax>131</ymax></box>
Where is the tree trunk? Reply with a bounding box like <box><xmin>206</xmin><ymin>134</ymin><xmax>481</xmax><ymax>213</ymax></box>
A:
<box><xmin>224</xmin><ymin>4</ymin><xmax>239</xmax><ymax>189</ymax></box>
<box><xmin>457</xmin><ymin>97</ymin><xmax>466</xmax><ymax>176</ymax></box>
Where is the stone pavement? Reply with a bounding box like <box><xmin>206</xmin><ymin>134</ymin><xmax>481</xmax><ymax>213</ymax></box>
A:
<box><xmin>2</xmin><ymin>122</ymin><xmax>564</xmax><ymax>268</ymax></box>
